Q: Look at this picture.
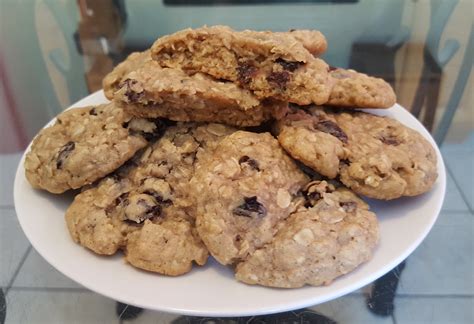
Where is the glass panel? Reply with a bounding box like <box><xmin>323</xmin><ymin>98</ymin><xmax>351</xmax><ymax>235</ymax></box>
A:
<box><xmin>1</xmin><ymin>1</ymin><xmax>472</xmax><ymax>322</ymax></box>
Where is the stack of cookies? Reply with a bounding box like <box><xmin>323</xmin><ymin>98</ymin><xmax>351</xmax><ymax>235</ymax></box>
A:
<box><xmin>24</xmin><ymin>26</ymin><xmax>438</xmax><ymax>288</ymax></box>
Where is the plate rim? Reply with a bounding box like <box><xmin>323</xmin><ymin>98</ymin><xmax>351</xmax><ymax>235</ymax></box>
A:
<box><xmin>13</xmin><ymin>90</ymin><xmax>446</xmax><ymax>317</ymax></box>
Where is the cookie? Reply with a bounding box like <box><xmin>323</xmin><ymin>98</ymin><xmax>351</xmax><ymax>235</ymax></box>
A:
<box><xmin>65</xmin><ymin>162</ymin><xmax>139</xmax><ymax>255</ymax></box>
<box><xmin>190</xmin><ymin>131</ymin><xmax>309</xmax><ymax>265</ymax></box>
<box><xmin>283</xmin><ymin>29</ymin><xmax>327</xmax><ymax>55</ymax></box>
<box><xmin>277</xmin><ymin>106</ymin><xmax>438</xmax><ymax>200</ymax></box>
<box><xmin>151</xmin><ymin>26</ymin><xmax>332</xmax><ymax>105</ymax></box>
<box><xmin>125</xmin><ymin>218</ymin><xmax>207</xmax><ymax>275</ymax></box>
<box><xmin>328</xmin><ymin>68</ymin><xmax>396</xmax><ymax>108</ymax></box>
<box><xmin>113</xmin><ymin>60</ymin><xmax>287</xmax><ymax>127</ymax></box>
<box><xmin>238</xmin><ymin>29</ymin><xmax>327</xmax><ymax>55</ymax></box>
<box><xmin>235</xmin><ymin>180</ymin><xmax>379</xmax><ymax>288</ymax></box>
<box><xmin>103</xmin><ymin>51</ymin><xmax>152</xmax><ymax>99</ymax></box>
<box><xmin>66</xmin><ymin>123</ymin><xmax>236</xmax><ymax>275</ymax></box>
<box><xmin>277</xmin><ymin>108</ymin><xmax>344</xmax><ymax>179</ymax></box>
<box><xmin>104</xmin><ymin>28</ymin><xmax>327</xmax><ymax>101</ymax></box>
<box><xmin>24</xmin><ymin>103</ymin><xmax>164</xmax><ymax>194</ymax></box>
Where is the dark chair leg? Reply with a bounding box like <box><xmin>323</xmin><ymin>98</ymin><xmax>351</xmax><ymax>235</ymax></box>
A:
<box><xmin>116</xmin><ymin>302</ymin><xmax>144</xmax><ymax>320</ymax></box>
<box><xmin>349</xmin><ymin>42</ymin><xmax>398</xmax><ymax>89</ymax></box>
<box><xmin>1</xmin><ymin>289</ymin><xmax>6</xmax><ymax>324</ymax></box>
<box><xmin>366</xmin><ymin>260</ymin><xmax>406</xmax><ymax>316</ymax></box>
<box><xmin>422</xmin><ymin>54</ymin><xmax>442</xmax><ymax>132</ymax></box>
<box><xmin>411</xmin><ymin>64</ymin><xmax>430</xmax><ymax>119</ymax></box>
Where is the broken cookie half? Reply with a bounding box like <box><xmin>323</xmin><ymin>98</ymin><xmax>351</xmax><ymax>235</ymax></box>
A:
<box><xmin>112</xmin><ymin>60</ymin><xmax>287</xmax><ymax>127</ymax></box>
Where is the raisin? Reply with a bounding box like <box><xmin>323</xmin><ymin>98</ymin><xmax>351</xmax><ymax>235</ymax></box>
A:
<box><xmin>315</xmin><ymin>120</ymin><xmax>348</xmax><ymax>143</ymax></box>
<box><xmin>303</xmin><ymin>190</ymin><xmax>321</xmax><ymax>208</ymax></box>
<box><xmin>129</xmin><ymin>119</ymin><xmax>167</xmax><ymax>142</ymax></box>
<box><xmin>105</xmin><ymin>193</ymin><xmax>129</xmax><ymax>215</ymax></box>
<box><xmin>143</xmin><ymin>190</ymin><xmax>161</xmax><ymax>201</ymax></box>
<box><xmin>275</xmin><ymin>58</ymin><xmax>303</xmax><ymax>72</ymax></box>
<box><xmin>136</xmin><ymin>199</ymin><xmax>162</xmax><ymax>222</ymax></box>
<box><xmin>238</xmin><ymin>155</ymin><xmax>260</xmax><ymax>171</ymax></box>
<box><xmin>143</xmin><ymin>190</ymin><xmax>172</xmax><ymax>206</ymax></box>
<box><xmin>142</xmin><ymin>119</ymin><xmax>166</xmax><ymax>141</ymax></box>
<box><xmin>340</xmin><ymin>201</ymin><xmax>357</xmax><ymax>213</ymax></box>
<box><xmin>379</xmin><ymin>135</ymin><xmax>400</xmax><ymax>146</ymax></box>
<box><xmin>89</xmin><ymin>108</ymin><xmax>97</xmax><ymax>116</ymax></box>
<box><xmin>340</xmin><ymin>159</ymin><xmax>350</xmax><ymax>166</ymax></box>
<box><xmin>233</xmin><ymin>196</ymin><xmax>267</xmax><ymax>218</ymax></box>
<box><xmin>145</xmin><ymin>205</ymin><xmax>162</xmax><ymax>219</ymax></box>
<box><xmin>237</xmin><ymin>62</ymin><xmax>257</xmax><ymax>85</ymax></box>
<box><xmin>56</xmin><ymin>141</ymin><xmax>75</xmax><ymax>169</ymax></box>
<box><xmin>115</xmin><ymin>192</ymin><xmax>129</xmax><ymax>206</ymax></box>
<box><xmin>161</xmin><ymin>198</ymin><xmax>173</xmax><ymax>206</ymax></box>
<box><xmin>328</xmin><ymin>66</ymin><xmax>338</xmax><ymax>72</ymax></box>
<box><xmin>121</xmin><ymin>79</ymin><xmax>143</xmax><ymax>103</ymax></box>
<box><xmin>139</xmin><ymin>131</ymin><xmax>158</xmax><ymax>141</ymax></box>
<box><xmin>104</xmin><ymin>204</ymin><xmax>115</xmax><ymax>215</ymax></box>
<box><xmin>306</xmin><ymin>191</ymin><xmax>321</xmax><ymax>201</ymax></box>
<box><xmin>266</xmin><ymin>71</ymin><xmax>290</xmax><ymax>90</ymax></box>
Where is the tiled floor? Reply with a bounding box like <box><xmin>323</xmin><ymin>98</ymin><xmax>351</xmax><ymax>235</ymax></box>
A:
<box><xmin>1</xmin><ymin>137</ymin><xmax>473</xmax><ymax>324</ymax></box>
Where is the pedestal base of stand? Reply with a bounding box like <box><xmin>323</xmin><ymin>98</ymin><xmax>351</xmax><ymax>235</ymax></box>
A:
<box><xmin>366</xmin><ymin>261</ymin><xmax>406</xmax><ymax>316</ymax></box>
<box><xmin>116</xmin><ymin>302</ymin><xmax>144</xmax><ymax>320</ymax></box>
<box><xmin>172</xmin><ymin>309</ymin><xmax>337</xmax><ymax>324</ymax></box>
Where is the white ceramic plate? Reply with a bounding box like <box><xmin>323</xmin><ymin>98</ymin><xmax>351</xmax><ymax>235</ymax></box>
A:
<box><xmin>14</xmin><ymin>90</ymin><xmax>446</xmax><ymax>317</ymax></box>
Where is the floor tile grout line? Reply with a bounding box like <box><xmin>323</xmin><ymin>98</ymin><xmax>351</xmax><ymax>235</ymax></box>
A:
<box><xmin>445</xmin><ymin>164</ymin><xmax>474</xmax><ymax>214</ymax></box>
<box><xmin>4</xmin><ymin>245</ymin><xmax>32</xmax><ymax>295</ymax></box>
<box><xmin>7</xmin><ymin>287</ymin><xmax>90</xmax><ymax>293</ymax></box>
<box><xmin>440</xmin><ymin>209</ymin><xmax>474</xmax><ymax>214</ymax></box>
<box><xmin>395</xmin><ymin>293</ymin><xmax>474</xmax><ymax>298</ymax></box>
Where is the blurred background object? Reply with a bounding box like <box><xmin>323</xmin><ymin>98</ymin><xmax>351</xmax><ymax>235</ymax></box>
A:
<box><xmin>0</xmin><ymin>0</ymin><xmax>472</xmax><ymax>153</ymax></box>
